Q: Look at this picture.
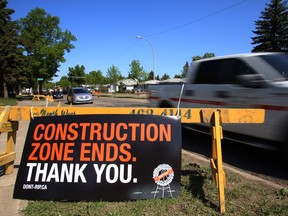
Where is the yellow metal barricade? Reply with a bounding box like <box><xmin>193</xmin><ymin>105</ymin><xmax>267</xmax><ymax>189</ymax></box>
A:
<box><xmin>32</xmin><ymin>95</ymin><xmax>54</xmax><ymax>102</ymax></box>
<box><xmin>0</xmin><ymin>106</ymin><xmax>265</xmax><ymax>214</ymax></box>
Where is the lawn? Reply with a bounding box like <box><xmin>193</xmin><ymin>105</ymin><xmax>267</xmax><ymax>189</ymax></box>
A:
<box><xmin>0</xmin><ymin>97</ymin><xmax>18</xmax><ymax>106</ymax></box>
<box><xmin>22</xmin><ymin>152</ymin><xmax>288</xmax><ymax>216</ymax></box>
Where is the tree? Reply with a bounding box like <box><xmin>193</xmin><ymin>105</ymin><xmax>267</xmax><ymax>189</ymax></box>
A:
<box><xmin>203</xmin><ymin>52</ymin><xmax>215</xmax><ymax>58</ymax></box>
<box><xmin>0</xmin><ymin>0</ymin><xmax>28</xmax><ymax>98</ymax></box>
<box><xmin>106</xmin><ymin>65</ymin><xmax>122</xmax><ymax>83</ymax></box>
<box><xmin>174</xmin><ymin>74</ymin><xmax>182</xmax><ymax>78</ymax></box>
<box><xmin>161</xmin><ymin>73</ymin><xmax>170</xmax><ymax>80</ymax></box>
<box><xmin>181</xmin><ymin>61</ymin><xmax>190</xmax><ymax>78</ymax></box>
<box><xmin>192</xmin><ymin>52</ymin><xmax>215</xmax><ymax>61</ymax></box>
<box><xmin>128</xmin><ymin>60</ymin><xmax>148</xmax><ymax>82</ymax></box>
<box><xmin>58</xmin><ymin>76</ymin><xmax>71</xmax><ymax>92</ymax></box>
<box><xmin>251</xmin><ymin>0</ymin><xmax>288</xmax><ymax>52</ymax></box>
<box><xmin>87</xmin><ymin>70</ymin><xmax>106</xmax><ymax>85</ymax></box>
<box><xmin>18</xmin><ymin>8</ymin><xmax>76</xmax><ymax>92</ymax></box>
<box><xmin>67</xmin><ymin>65</ymin><xmax>86</xmax><ymax>86</ymax></box>
<box><xmin>148</xmin><ymin>71</ymin><xmax>154</xmax><ymax>80</ymax></box>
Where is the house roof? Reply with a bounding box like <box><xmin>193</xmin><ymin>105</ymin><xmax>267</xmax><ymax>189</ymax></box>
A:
<box><xmin>159</xmin><ymin>78</ymin><xmax>185</xmax><ymax>83</ymax></box>
<box><xmin>144</xmin><ymin>80</ymin><xmax>160</xmax><ymax>85</ymax></box>
<box><xmin>116</xmin><ymin>79</ymin><xmax>138</xmax><ymax>86</ymax></box>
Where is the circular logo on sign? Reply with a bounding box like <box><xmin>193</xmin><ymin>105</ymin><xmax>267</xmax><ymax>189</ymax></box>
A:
<box><xmin>152</xmin><ymin>164</ymin><xmax>174</xmax><ymax>186</ymax></box>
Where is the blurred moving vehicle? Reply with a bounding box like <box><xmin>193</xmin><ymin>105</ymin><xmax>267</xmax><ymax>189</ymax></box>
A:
<box><xmin>67</xmin><ymin>87</ymin><xmax>93</xmax><ymax>104</ymax></box>
<box><xmin>132</xmin><ymin>87</ymin><xmax>146</xmax><ymax>93</ymax></box>
<box><xmin>52</xmin><ymin>91</ymin><xmax>63</xmax><ymax>99</ymax></box>
<box><xmin>148</xmin><ymin>52</ymin><xmax>288</xmax><ymax>158</ymax></box>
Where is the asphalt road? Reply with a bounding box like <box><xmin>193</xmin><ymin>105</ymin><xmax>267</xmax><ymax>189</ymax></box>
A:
<box><xmin>19</xmin><ymin>95</ymin><xmax>149</xmax><ymax>108</ymax></box>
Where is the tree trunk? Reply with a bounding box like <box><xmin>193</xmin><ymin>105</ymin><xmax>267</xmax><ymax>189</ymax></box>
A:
<box><xmin>3</xmin><ymin>80</ymin><xmax>8</xmax><ymax>98</ymax></box>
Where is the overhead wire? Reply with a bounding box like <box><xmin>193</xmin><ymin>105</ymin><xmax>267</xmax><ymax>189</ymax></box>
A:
<box><xmin>144</xmin><ymin>0</ymin><xmax>248</xmax><ymax>38</ymax></box>
<box><xmin>99</xmin><ymin>0</ymin><xmax>248</xmax><ymax>67</ymax></box>
<box><xmin>97</xmin><ymin>40</ymin><xmax>138</xmax><ymax>67</ymax></box>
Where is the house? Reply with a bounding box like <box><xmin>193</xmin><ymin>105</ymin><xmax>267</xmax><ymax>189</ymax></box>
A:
<box><xmin>106</xmin><ymin>78</ymin><xmax>184</xmax><ymax>93</ymax></box>
<box><xmin>107</xmin><ymin>79</ymin><xmax>139</xmax><ymax>93</ymax></box>
<box><xmin>159</xmin><ymin>78</ymin><xmax>185</xmax><ymax>84</ymax></box>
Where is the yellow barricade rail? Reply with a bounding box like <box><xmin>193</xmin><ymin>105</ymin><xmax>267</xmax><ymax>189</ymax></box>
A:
<box><xmin>0</xmin><ymin>106</ymin><xmax>265</xmax><ymax>214</ymax></box>
<box><xmin>32</xmin><ymin>95</ymin><xmax>54</xmax><ymax>102</ymax></box>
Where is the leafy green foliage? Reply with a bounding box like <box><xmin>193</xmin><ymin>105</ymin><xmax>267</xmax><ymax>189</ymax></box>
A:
<box><xmin>18</xmin><ymin>8</ymin><xmax>77</xmax><ymax>88</ymax></box>
<box><xmin>87</xmin><ymin>70</ymin><xmax>107</xmax><ymax>85</ymax></box>
<box><xmin>251</xmin><ymin>0</ymin><xmax>288</xmax><ymax>52</ymax></box>
<box><xmin>128</xmin><ymin>59</ymin><xmax>148</xmax><ymax>82</ymax></box>
<box><xmin>181</xmin><ymin>61</ymin><xmax>190</xmax><ymax>78</ymax></box>
<box><xmin>106</xmin><ymin>65</ymin><xmax>122</xmax><ymax>83</ymax></box>
<box><xmin>67</xmin><ymin>65</ymin><xmax>86</xmax><ymax>86</ymax></box>
<box><xmin>161</xmin><ymin>73</ymin><xmax>170</xmax><ymax>80</ymax></box>
<box><xmin>192</xmin><ymin>52</ymin><xmax>215</xmax><ymax>61</ymax></box>
<box><xmin>57</xmin><ymin>76</ymin><xmax>70</xmax><ymax>92</ymax></box>
<box><xmin>0</xmin><ymin>0</ymin><xmax>28</xmax><ymax>98</ymax></box>
<box><xmin>148</xmin><ymin>71</ymin><xmax>155</xmax><ymax>80</ymax></box>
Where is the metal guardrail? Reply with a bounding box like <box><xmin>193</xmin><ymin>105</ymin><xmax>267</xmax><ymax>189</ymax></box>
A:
<box><xmin>0</xmin><ymin>106</ymin><xmax>265</xmax><ymax>214</ymax></box>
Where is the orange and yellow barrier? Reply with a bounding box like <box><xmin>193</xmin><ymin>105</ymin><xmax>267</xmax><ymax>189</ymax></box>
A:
<box><xmin>32</xmin><ymin>95</ymin><xmax>54</xmax><ymax>102</ymax></box>
<box><xmin>92</xmin><ymin>91</ymin><xmax>101</xmax><ymax>97</ymax></box>
<box><xmin>0</xmin><ymin>106</ymin><xmax>265</xmax><ymax>214</ymax></box>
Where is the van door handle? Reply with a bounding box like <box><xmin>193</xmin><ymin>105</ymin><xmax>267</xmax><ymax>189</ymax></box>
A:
<box><xmin>215</xmin><ymin>91</ymin><xmax>230</xmax><ymax>98</ymax></box>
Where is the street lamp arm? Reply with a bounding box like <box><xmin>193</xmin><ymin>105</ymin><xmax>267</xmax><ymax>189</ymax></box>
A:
<box><xmin>136</xmin><ymin>36</ymin><xmax>154</xmax><ymax>55</ymax></box>
<box><xmin>136</xmin><ymin>35</ymin><xmax>155</xmax><ymax>80</ymax></box>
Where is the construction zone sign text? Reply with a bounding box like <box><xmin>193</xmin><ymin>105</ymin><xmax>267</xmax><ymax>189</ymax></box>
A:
<box><xmin>14</xmin><ymin>114</ymin><xmax>182</xmax><ymax>201</ymax></box>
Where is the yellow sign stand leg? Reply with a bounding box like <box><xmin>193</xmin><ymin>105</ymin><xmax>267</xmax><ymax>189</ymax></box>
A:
<box><xmin>5</xmin><ymin>121</ymin><xmax>18</xmax><ymax>174</ymax></box>
<box><xmin>210</xmin><ymin>111</ymin><xmax>226</xmax><ymax>214</ymax></box>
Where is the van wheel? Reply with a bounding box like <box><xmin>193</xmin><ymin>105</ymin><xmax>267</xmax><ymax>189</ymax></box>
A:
<box><xmin>281</xmin><ymin>135</ymin><xmax>288</xmax><ymax>165</ymax></box>
<box><xmin>159</xmin><ymin>101</ymin><xmax>172</xmax><ymax>108</ymax></box>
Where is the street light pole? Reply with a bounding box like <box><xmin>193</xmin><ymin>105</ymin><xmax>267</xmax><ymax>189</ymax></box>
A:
<box><xmin>136</xmin><ymin>35</ymin><xmax>155</xmax><ymax>80</ymax></box>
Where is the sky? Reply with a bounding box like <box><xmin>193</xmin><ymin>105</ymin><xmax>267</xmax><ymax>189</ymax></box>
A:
<box><xmin>7</xmin><ymin>0</ymin><xmax>271</xmax><ymax>82</ymax></box>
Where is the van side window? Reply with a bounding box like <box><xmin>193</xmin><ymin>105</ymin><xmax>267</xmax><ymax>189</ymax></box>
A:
<box><xmin>194</xmin><ymin>58</ymin><xmax>255</xmax><ymax>84</ymax></box>
<box><xmin>194</xmin><ymin>59</ymin><xmax>235</xmax><ymax>84</ymax></box>
<box><xmin>232</xmin><ymin>59</ymin><xmax>255</xmax><ymax>76</ymax></box>
<box><xmin>217</xmin><ymin>59</ymin><xmax>235</xmax><ymax>84</ymax></box>
<box><xmin>194</xmin><ymin>60</ymin><xmax>220</xmax><ymax>84</ymax></box>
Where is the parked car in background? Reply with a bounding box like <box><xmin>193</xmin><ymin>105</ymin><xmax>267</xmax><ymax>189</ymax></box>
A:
<box><xmin>67</xmin><ymin>87</ymin><xmax>93</xmax><ymax>104</ymax></box>
<box><xmin>52</xmin><ymin>91</ymin><xmax>63</xmax><ymax>99</ymax></box>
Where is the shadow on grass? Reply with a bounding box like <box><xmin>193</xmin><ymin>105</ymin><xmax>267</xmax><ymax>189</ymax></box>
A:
<box><xmin>181</xmin><ymin>164</ymin><xmax>219</xmax><ymax>212</ymax></box>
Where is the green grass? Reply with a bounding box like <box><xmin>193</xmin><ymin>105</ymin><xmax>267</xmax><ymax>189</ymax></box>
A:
<box><xmin>0</xmin><ymin>97</ymin><xmax>18</xmax><ymax>106</ymax></box>
<box><xmin>22</xmin><ymin>153</ymin><xmax>288</xmax><ymax>216</ymax></box>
